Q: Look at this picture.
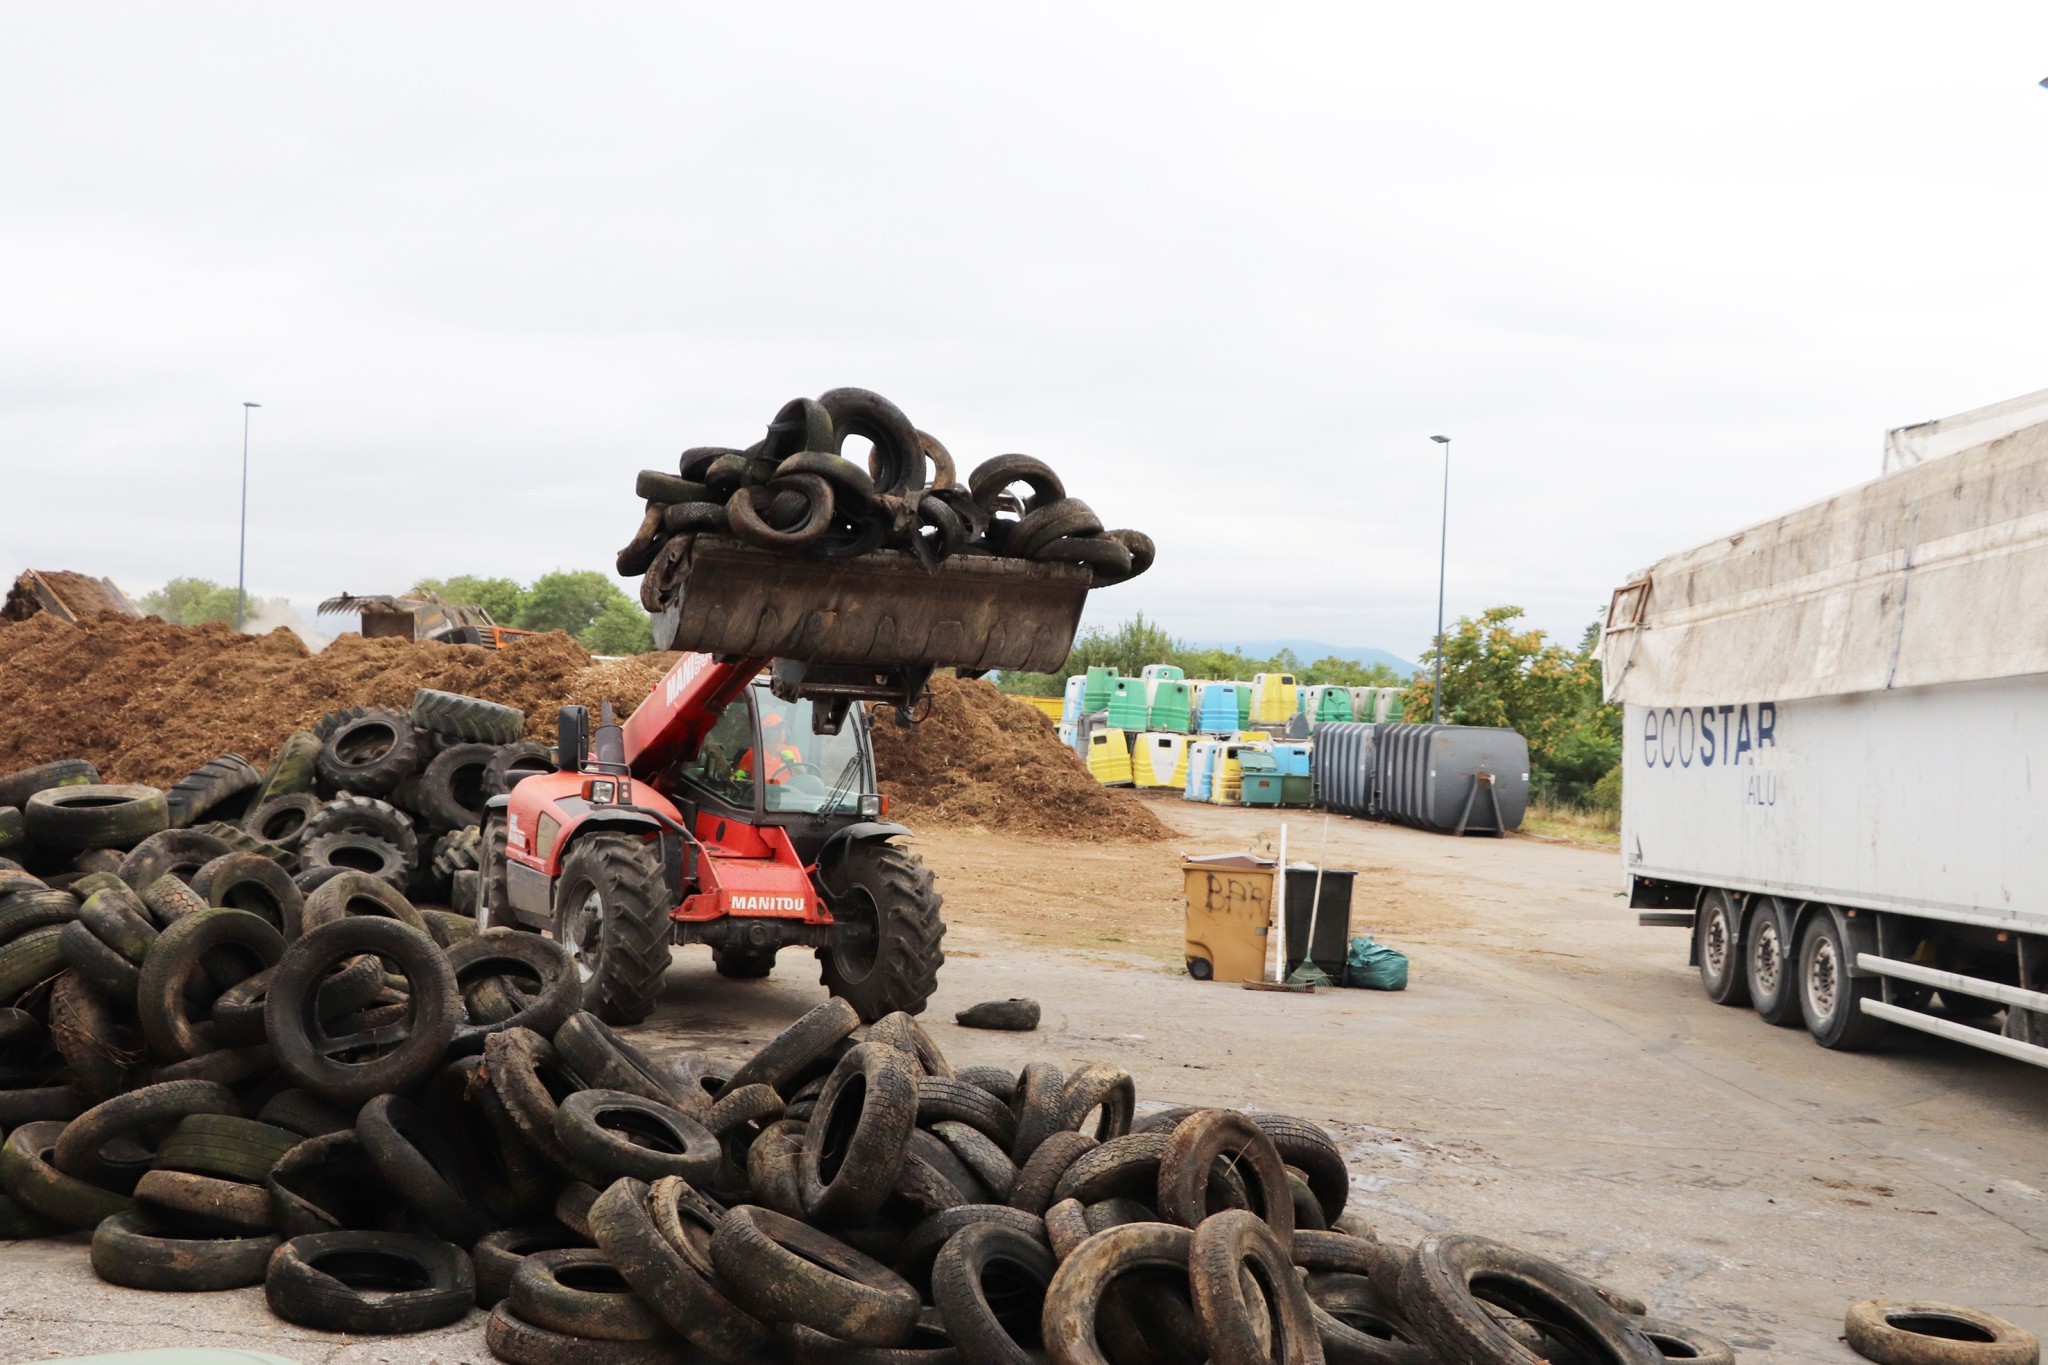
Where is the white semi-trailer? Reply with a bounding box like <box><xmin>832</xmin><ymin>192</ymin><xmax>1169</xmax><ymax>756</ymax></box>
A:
<box><xmin>1600</xmin><ymin>387</ymin><xmax>2048</xmax><ymax>1065</ymax></box>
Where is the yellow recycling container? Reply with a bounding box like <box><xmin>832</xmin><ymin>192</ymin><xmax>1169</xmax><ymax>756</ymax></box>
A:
<box><xmin>1182</xmin><ymin>853</ymin><xmax>1276</xmax><ymax>982</ymax></box>
<box><xmin>1133</xmin><ymin>732</ymin><xmax>1189</xmax><ymax>789</ymax></box>
<box><xmin>1249</xmin><ymin>672</ymin><xmax>1298</xmax><ymax>724</ymax></box>
<box><xmin>1086</xmin><ymin>729</ymin><xmax>1134</xmax><ymax>786</ymax></box>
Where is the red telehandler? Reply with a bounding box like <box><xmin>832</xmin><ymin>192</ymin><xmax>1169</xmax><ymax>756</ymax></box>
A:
<box><xmin>478</xmin><ymin>535</ymin><xmax>1095</xmax><ymax>1025</ymax></box>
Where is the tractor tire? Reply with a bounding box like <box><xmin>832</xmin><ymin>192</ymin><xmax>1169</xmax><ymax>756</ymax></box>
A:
<box><xmin>487</xmin><ymin>742</ymin><xmax>556</xmax><ymax>797</ymax></box>
<box><xmin>417</xmin><ymin>744</ymin><xmax>497</xmax><ymax>833</ymax></box>
<box><xmin>554</xmin><ymin>833</ymin><xmax>673</xmax><ymax>1026</ymax></box>
<box><xmin>815</xmin><ymin>840</ymin><xmax>944</xmax><ymax>1023</ymax></box>
<box><xmin>480</xmin><ymin>814</ymin><xmax>514</xmax><ymax>931</ymax></box>
<box><xmin>256</xmin><ymin>730</ymin><xmax>323</xmax><ymax>802</ymax></box>
<box><xmin>314</xmin><ymin>708</ymin><xmax>420</xmax><ymax>798</ymax></box>
<box><xmin>713</xmin><ymin>948</ymin><xmax>776</xmax><ymax>980</ymax></box>
<box><xmin>413</xmin><ymin>688</ymin><xmax>526</xmax><ymax>745</ymax></box>
<box><xmin>164</xmin><ymin>755</ymin><xmax>262</xmax><ymax>829</ymax></box>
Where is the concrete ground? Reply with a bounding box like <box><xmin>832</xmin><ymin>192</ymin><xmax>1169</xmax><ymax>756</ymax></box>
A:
<box><xmin>3</xmin><ymin>798</ymin><xmax>2045</xmax><ymax>1362</ymax></box>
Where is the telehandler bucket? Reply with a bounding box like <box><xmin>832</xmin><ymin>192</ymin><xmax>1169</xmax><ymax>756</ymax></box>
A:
<box><xmin>652</xmin><ymin>535</ymin><xmax>1091</xmax><ymax>676</ymax></box>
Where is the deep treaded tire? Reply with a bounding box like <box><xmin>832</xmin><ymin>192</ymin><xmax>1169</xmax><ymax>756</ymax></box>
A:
<box><xmin>256</xmin><ymin>730</ymin><xmax>323</xmax><ymax>802</ymax></box>
<box><xmin>165</xmin><ymin>755</ymin><xmax>262</xmax><ymax>829</ymax></box>
<box><xmin>414</xmin><ymin>688</ymin><xmax>526</xmax><ymax>744</ymax></box>
<box><xmin>315</xmin><ymin>708</ymin><xmax>421</xmax><ymax>798</ymax></box>
<box><xmin>816</xmin><ymin>840</ymin><xmax>944</xmax><ymax>1023</ymax></box>
<box><xmin>301</xmin><ymin>795</ymin><xmax>419</xmax><ymax>872</ymax></box>
<box><xmin>554</xmin><ymin>833</ymin><xmax>673</xmax><ymax>1026</ymax></box>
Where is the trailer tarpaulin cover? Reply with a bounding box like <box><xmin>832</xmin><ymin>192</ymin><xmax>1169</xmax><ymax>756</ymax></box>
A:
<box><xmin>1601</xmin><ymin>398</ymin><xmax>2048</xmax><ymax>707</ymax></box>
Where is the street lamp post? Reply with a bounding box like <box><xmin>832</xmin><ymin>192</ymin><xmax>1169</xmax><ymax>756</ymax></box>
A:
<box><xmin>237</xmin><ymin>402</ymin><xmax>261</xmax><ymax>631</ymax></box>
<box><xmin>1429</xmin><ymin>434</ymin><xmax>1451</xmax><ymax>724</ymax></box>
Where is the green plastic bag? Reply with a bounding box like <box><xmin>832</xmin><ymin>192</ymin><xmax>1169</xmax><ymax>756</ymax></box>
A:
<box><xmin>1344</xmin><ymin>935</ymin><xmax>1408</xmax><ymax>991</ymax></box>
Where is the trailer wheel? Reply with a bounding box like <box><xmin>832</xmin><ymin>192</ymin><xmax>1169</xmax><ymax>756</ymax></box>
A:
<box><xmin>1695</xmin><ymin>890</ymin><xmax>1748</xmax><ymax>1007</ymax></box>
<box><xmin>816</xmin><ymin>840</ymin><xmax>945</xmax><ymax>1022</ymax></box>
<box><xmin>1745</xmin><ymin>898</ymin><xmax>1801</xmax><ymax>1027</ymax></box>
<box><xmin>1798</xmin><ymin>913</ymin><xmax>1891</xmax><ymax>1051</ymax></box>
<box><xmin>554</xmin><ymin>833</ymin><xmax>673</xmax><ymax>1026</ymax></box>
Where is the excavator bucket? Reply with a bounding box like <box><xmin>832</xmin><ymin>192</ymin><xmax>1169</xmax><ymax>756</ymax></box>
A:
<box><xmin>652</xmin><ymin>536</ymin><xmax>1090</xmax><ymax>677</ymax></box>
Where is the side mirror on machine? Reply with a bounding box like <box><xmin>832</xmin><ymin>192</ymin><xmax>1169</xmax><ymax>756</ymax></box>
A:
<box><xmin>558</xmin><ymin>706</ymin><xmax>589</xmax><ymax>773</ymax></box>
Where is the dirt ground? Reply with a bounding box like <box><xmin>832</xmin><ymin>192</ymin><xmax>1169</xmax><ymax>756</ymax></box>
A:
<box><xmin>3</xmin><ymin>794</ymin><xmax>2045</xmax><ymax>1362</ymax></box>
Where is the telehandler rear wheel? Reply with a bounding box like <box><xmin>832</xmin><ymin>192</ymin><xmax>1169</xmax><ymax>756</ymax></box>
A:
<box><xmin>554</xmin><ymin>833</ymin><xmax>673</xmax><ymax>1025</ymax></box>
<box><xmin>816</xmin><ymin>840</ymin><xmax>944</xmax><ymax>1023</ymax></box>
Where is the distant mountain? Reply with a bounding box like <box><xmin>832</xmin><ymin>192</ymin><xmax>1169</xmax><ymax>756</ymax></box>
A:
<box><xmin>1190</xmin><ymin>639</ymin><xmax>1418</xmax><ymax>678</ymax></box>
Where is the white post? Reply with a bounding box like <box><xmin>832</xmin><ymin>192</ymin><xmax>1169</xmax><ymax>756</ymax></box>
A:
<box><xmin>1272</xmin><ymin>821</ymin><xmax>1288</xmax><ymax>982</ymax></box>
<box><xmin>1304</xmin><ymin>813</ymin><xmax>1331</xmax><ymax>973</ymax></box>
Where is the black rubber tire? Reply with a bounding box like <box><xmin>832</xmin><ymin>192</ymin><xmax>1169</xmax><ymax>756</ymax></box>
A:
<box><xmin>554</xmin><ymin>833</ymin><xmax>674</xmax><ymax>1026</ymax></box>
<box><xmin>1041</xmin><ymin>1220</ymin><xmax>1193</xmax><ymax>1365</ymax></box>
<box><xmin>0</xmin><ymin>1120</ymin><xmax>133</xmax><ymax>1228</ymax></box>
<box><xmin>911</xmin><ymin>1078</ymin><xmax>1017</xmax><ymax>1151</ymax></box>
<box><xmin>266</xmin><ymin>1230</ymin><xmax>475</xmax><ymax>1334</ymax></box>
<box><xmin>557</xmin><ymin>1181</ymin><xmax>601</xmax><ymax>1238</ymax></box>
<box><xmin>953</xmin><ymin>1065</ymin><xmax>1017</xmax><ymax>1100</ymax></box>
<box><xmin>895</xmin><ymin>1135</ymin><xmax>983</xmax><ymax>1215</ymax></box>
<box><xmin>0</xmin><ymin>886</ymin><xmax>79</xmax><ymax>944</ymax></box>
<box><xmin>244</xmin><ymin>792</ymin><xmax>323</xmax><ymax>850</ymax></box>
<box><xmin>431</xmin><ymin>824</ymin><xmax>483</xmax><ymax>887</ymax></box>
<box><xmin>414</xmin><ymin>687</ymin><xmax>526</xmax><ymax>744</ymax></box>
<box><xmin>155</xmin><ymin>1112</ymin><xmax>302</xmax><ymax>1181</ymax></box>
<box><xmin>486</xmin><ymin>1304</ymin><xmax>692</xmax><ymax>1365</ymax></box>
<box><xmin>556</xmin><ymin>1089</ymin><xmax>723</xmax><ymax>1185</ymax></box>
<box><xmin>302</xmin><ymin>869</ymin><xmax>428</xmax><ymax>931</ymax></box>
<box><xmin>488</xmin><ymin>742</ymin><xmax>557</xmax><ymax>796</ymax></box>
<box><xmin>0</xmin><ymin>806</ymin><xmax>24</xmax><ymax>859</ymax></box>
<box><xmin>1059</xmin><ymin>1062</ymin><xmax>1135</xmax><ymax>1142</ymax></box>
<box><xmin>1696</xmin><ymin>889</ymin><xmax>1749</xmax><ymax>1007</ymax></box>
<box><xmin>1007</xmin><ymin>1131</ymin><xmax>1097</xmax><ymax>1216</ymax></box>
<box><xmin>705</xmin><ymin>1083</ymin><xmax>785</xmax><ymax>1136</ymax></box>
<box><xmin>555</xmin><ymin>1012</ymin><xmax>690</xmax><ymax>1106</ymax></box>
<box><xmin>867</xmin><ymin>1011</ymin><xmax>953</xmax><ymax>1078</ymax></box>
<box><xmin>0</xmin><ymin>1083</ymin><xmax>82</xmax><ymax>1129</ymax></box>
<box><xmin>816</xmin><ymin>841</ymin><xmax>944</xmax><ymax>1024</ymax></box>
<box><xmin>955</xmin><ymin>999</ymin><xmax>1039</xmax><ymax>1031</ymax></box>
<box><xmin>1843</xmin><ymin>1298</ymin><xmax>2037</xmax><ymax>1365</ymax></box>
<box><xmin>138</xmin><ymin>908</ymin><xmax>287</xmax><ymax>1061</ymax></box>
<box><xmin>1746</xmin><ymin>898</ymin><xmax>1803</xmax><ymax>1027</ymax></box>
<box><xmin>193</xmin><ymin>821</ymin><xmax>296</xmax><ymax>868</ymax></box>
<box><xmin>26</xmin><ymin>784</ymin><xmax>169</xmax><ymax>851</ymax></box>
<box><xmin>131</xmin><ymin>1167</ymin><xmax>277</xmax><ymax>1232</ymax></box>
<box><xmin>448</xmin><ymin>928</ymin><xmax>582</xmax><ymax>1048</ymax></box>
<box><xmin>480</xmin><ymin>812</ymin><xmax>514</xmax><ymax>930</ymax></box>
<box><xmin>475</xmin><ymin>1223</ymin><xmax>591</xmax><ymax>1308</ymax></box>
<box><xmin>592</xmin><ymin>1177</ymin><xmax>771</xmax><ymax>1362</ymax></box>
<box><xmin>509</xmin><ymin>1245</ymin><xmax>672</xmax><ymax>1341</ymax></box>
<box><xmin>300</xmin><ymin>830</ymin><xmax>411</xmax><ymax>889</ymax></box>
<box><xmin>801</xmin><ymin>1041</ymin><xmax>919</xmax><ymax>1223</ymax></box>
<box><xmin>1798</xmin><ymin>912</ymin><xmax>1894</xmax><ymax>1051</ymax></box>
<box><xmin>1044</xmin><ymin>1198</ymin><xmax>1090</xmax><ymax>1262</ymax></box>
<box><xmin>417</xmin><ymin>742</ymin><xmax>498</xmax><ymax>832</ymax></box>
<box><xmin>710</xmin><ymin>1205</ymin><xmax>922</xmax><ymax>1346</ymax></box>
<box><xmin>1036</xmin><ymin>534</ymin><xmax>1136</xmax><ymax>583</ymax></box>
<box><xmin>56</xmin><ymin>1078</ymin><xmax>238</xmax><ymax>1189</ymax></box>
<box><xmin>268</xmin><ymin>916</ymin><xmax>459</xmax><ymax>1104</ymax></box>
<box><xmin>192</xmin><ymin>852</ymin><xmax>305</xmax><ymax>938</ymax></box>
<box><xmin>1190</xmin><ymin>1209</ymin><xmax>1321</xmax><ymax>1365</ymax></box>
<box><xmin>91</xmin><ymin>1206</ymin><xmax>281</xmax><ymax>1290</ymax></box>
<box><xmin>0</xmin><ymin>759</ymin><xmax>101</xmax><ymax>808</ymax></box>
<box><xmin>1007</xmin><ymin>499</ymin><xmax>1103</xmax><ymax>560</ymax></box>
<box><xmin>1635</xmin><ymin>1316</ymin><xmax>1739</xmax><ymax>1365</ymax></box>
<box><xmin>356</xmin><ymin>1092</ymin><xmax>491</xmax><ymax>1244</ymax></box>
<box><xmin>931</xmin><ymin>1220</ymin><xmax>1056</xmax><ymax>1365</ymax></box>
<box><xmin>486</xmin><ymin>1027</ymin><xmax>592</xmax><ymax>1178</ymax></box>
<box><xmin>116</xmin><ymin>829</ymin><xmax>233</xmax><ymax>894</ymax></box>
<box><xmin>266</xmin><ymin>1129</ymin><xmax>385</xmax><ymax>1236</ymax></box>
<box><xmin>140</xmin><ymin>871</ymin><xmax>210</xmax><ymax>926</ymax></box>
<box><xmin>56</xmin><ymin>920</ymin><xmax>135</xmax><ymax>999</ymax></box>
<box><xmin>1158</xmin><ymin>1109</ymin><xmax>1292</xmax><ymax>1240</ymax></box>
<box><xmin>724</xmin><ymin>998</ymin><xmax>862</xmax><ymax>1098</ymax></box>
<box><xmin>256</xmin><ymin>730</ymin><xmax>324</xmax><ymax>802</ymax></box>
<box><xmin>134</xmin><ymin>1042</ymin><xmax>274</xmax><ymax>1090</ymax></box>
<box><xmin>931</xmin><ymin>1122</ymin><xmax>1018</xmax><ymax>1203</ymax></box>
<box><xmin>1398</xmin><ymin>1236</ymin><xmax>1664</xmax><ymax>1365</ymax></box>
<box><xmin>713</xmin><ymin>947</ymin><xmax>777</xmax><ymax>979</ymax></box>
<box><xmin>1252</xmin><ymin>1113</ymin><xmax>1350</xmax><ymax>1223</ymax></box>
<box><xmin>315</xmin><ymin>707</ymin><xmax>422</xmax><ymax>797</ymax></box>
<box><xmin>80</xmin><ymin>884</ymin><xmax>158</xmax><ymax>964</ymax></box>
<box><xmin>1303</xmin><ymin>1269</ymin><xmax>1435</xmax><ymax>1365</ymax></box>
<box><xmin>817</xmin><ymin>387</ymin><xmax>924</xmax><ymax>497</ymax></box>
<box><xmin>302</xmin><ymin>793</ymin><xmax>419</xmax><ymax>872</ymax></box>
<box><xmin>257</xmin><ymin>1088</ymin><xmax>355</xmax><ymax>1139</ymax></box>
<box><xmin>48</xmin><ymin>969</ymin><xmax>131</xmax><ymax>1103</ymax></box>
<box><xmin>1007</xmin><ymin>1062</ymin><xmax>1066</xmax><ymax>1163</ymax></box>
<box><xmin>165</xmin><ymin>755</ymin><xmax>262</xmax><ymax>829</ymax></box>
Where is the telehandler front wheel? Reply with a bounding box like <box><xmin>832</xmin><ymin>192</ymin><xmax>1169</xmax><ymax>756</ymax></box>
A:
<box><xmin>816</xmin><ymin>839</ymin><xmax>945</xmax><ymax>1022</ymax></box>
<box><xmin>554</xmin><ymin>832</ymin><xmax>673</xmax><ymax>1025</ymax></box>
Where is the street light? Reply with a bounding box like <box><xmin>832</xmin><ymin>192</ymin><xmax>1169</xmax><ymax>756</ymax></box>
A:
<box><xmin>237</xmin><ymin>402</ymin><xmax>261</xmax><ymax>631</ymax></box>
<box><xmin>1429</xmin><ymin>434</ymin><xmax>1451</xmax><ymax>724</ymax></box>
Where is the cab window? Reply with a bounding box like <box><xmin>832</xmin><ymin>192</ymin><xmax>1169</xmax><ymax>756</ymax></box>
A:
<box><xmin>680</xmin><ymin>695</ymin><xmax>756</xmax><ymax>809</ymax></box>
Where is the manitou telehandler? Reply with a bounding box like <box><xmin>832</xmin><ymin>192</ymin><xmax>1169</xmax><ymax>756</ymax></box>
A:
<box><xmin>478</xmin><ymin>536</ymin><xmax>1096</xmax><ymax>1025</ymax></box>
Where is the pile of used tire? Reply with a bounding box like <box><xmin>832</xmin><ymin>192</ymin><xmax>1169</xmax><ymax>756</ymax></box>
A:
<box><xmin>617</xmin><ymin>386</ymin><xmax>1156</xmax><ymax>593</ymax></box>
<box><xmin>0</xmin><ymin>687</ymin><xmax>552</xmax><ymax>921</ymax></box>
<box><xmin>0</xmin><ymin>769</ymin><xmax>1739</xmax><ymax>1365</ymax></box>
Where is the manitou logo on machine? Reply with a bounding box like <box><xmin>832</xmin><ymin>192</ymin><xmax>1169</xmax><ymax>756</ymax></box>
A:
<box><xmin>664</xmin><ymin>653</ymin><xmax>713</xmax><ymax>706</ymax></box>
<box><xmin>729</xmin><ymin>894</ymin><xmax>808</xmax><ymax>913</ymax></box>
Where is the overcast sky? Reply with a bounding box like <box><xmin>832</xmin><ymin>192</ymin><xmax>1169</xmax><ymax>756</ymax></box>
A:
<box><xmin>3</xmin><ymin>3</ymin><xmax>2044</xmax><ymax>661</ymax></box>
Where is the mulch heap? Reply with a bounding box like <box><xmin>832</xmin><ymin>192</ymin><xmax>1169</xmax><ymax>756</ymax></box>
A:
<box><xmin>871</xmin><ymin>675</ymin><xmax>1168</xmax><ymax>844</ymax></box>
<box><xmin>0</xmin><ymin>614</ymin><xmax>1166</xmax><ymax>843</ymax></box>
